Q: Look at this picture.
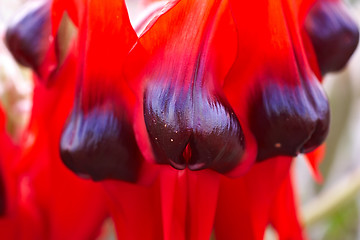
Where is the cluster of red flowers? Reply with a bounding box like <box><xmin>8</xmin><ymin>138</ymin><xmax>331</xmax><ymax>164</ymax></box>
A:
<box><xmin>0</xmin><ymin>0</ymin><xmax>358</xmax><ymax>239</ymax></box>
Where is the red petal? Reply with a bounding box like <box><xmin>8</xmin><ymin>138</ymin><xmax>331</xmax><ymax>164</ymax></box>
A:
<box><xmin>296</xmin><ymin>0</ymin><xmax>317</xmax><ymax>24</ymax></box>
<box><xmin>305</xmin><ymin>144</ymin><xmax>325</xmax><ymax>182</ymax></box>
<box><xmin>10</xmin><ymin>48</ymin><xmax>109</xmax><ymax>239</ymax></box>
<box><xmin>186</xmin><ymin>170</ymin><xmax>220</xmax><ymax>240</ymax></box>
<box><xmin>225</xmin><ymin>0</ymin><xmax>329</xmax><ymax>161</ymax></box>
<box><xmin>81</xmin><ymin>0</ymin><xmax>137</xmax><ymax>99</ymax></box>
<box><xmin>127</xmin><ymin>0</ymin><xmax>253</xmax><ymax>175</ymax></box>
<box><xmin>270</xmin><ymin>172</ymin><xmax>306</xmax><ymax>240</ymax></box>
<box><xmin>0</xmin><ymin>105</ymin><xmax>20</xmax><ymax>239</ymax></box>
<box><xmin>51</xmin><ymin>0</ymin><xmax>82</xmax><ymax>32</ymax></box>
<box><xmin>59</xmin><ymin>0</ymin><xmax>147</xmax><ymax>182</ymax></box>
<box><xmin>103</xmin><ymin>179</ymin><xmax>163</xmax><ymax>240</ymax></box>
<box><xmin>215</xmin><ymin>157</ymin><xmax>293</xmax><ymax>240</ymax></box>
<box><xmin>103</xmin><ymin>167</ymin><xmax>220</xmax><ymax>240</ymax></box>
<box><xmin>159</xmin><ymin>168</ymin><xmax>186</xmax><ymax>240</ymax></box>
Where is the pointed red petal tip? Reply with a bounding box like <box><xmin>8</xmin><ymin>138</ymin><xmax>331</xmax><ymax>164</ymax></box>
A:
<box><xmin>225</xmin><ymin>0</ymin><xmax>329</xmax><ymax>162</ymax></box>
<box><xmin>127</xmin><ymin>0</ymin><xmax>253</xmax><ymax>176</ymax></box>
<box><xmin>305</xmin><ymin>144</ymin><xmax>325</xmax><ymax>182</ymax></box>
<box><xmin>51</xmin><ymin>0</ymin><xmax>82</xmax><ymax>32</ymax></box>
<box><xmin>304</xmin><ymin>0</ymin><xmax>359</xmax><ymax>75</ymax></box>
<box><xmin>59</xmin><ymin>0</ymin><xmax>145</xmax><ymax>183</ymax></box>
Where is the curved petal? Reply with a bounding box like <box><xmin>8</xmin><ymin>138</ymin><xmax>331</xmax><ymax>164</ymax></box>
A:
<box><xmin>305</xmin><ymin>144</ymin><xmax>325</xmax><ymax>182</ymax></box>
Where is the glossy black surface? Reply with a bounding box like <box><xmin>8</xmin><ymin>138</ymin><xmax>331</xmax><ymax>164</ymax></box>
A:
<box><xmin>5</xmin><ymin>1</ymin><xmax>51</xmax><ymax>75</ymax></box>
<box><xmin>305</xmin><ymin>0</ymin><xmax>359</xmax><ymax>75</ymax></box>
<box><xmin>250</xmin><ymin>71</ymin><xmax>330</xmax><ymax>162</ymax></box>
<box><xmin>144</xmin><ymin>82</ymin><xmax>245</xmax><ymax>173</ymax></box>
<box><xmin>60</xmin><ymin>103</ymin><xmax>141</xmax><ymax>182</ymax></box>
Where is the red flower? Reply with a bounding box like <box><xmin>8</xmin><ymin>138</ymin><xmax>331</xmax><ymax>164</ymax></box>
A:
<box><xmin>3</xmin><ymin>1</ymin><xmax>109</xmax><ymax>239</ymax></box>
<box><xmin>2</xmin><ymin>0</ymin><xmax>359</xmax><ymax>239</ymax></box>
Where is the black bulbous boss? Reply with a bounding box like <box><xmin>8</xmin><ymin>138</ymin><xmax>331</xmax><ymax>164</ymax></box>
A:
<box><xmin>305</xmin><ymin>0</ymin><xmax>359</xmax><ymax>75</ymax></box>
<box><xmin>5</xmin><ymin>0</ymin><xmax>52</xmax><ymax>74</ymax></box>
<box><xmin>250</xmin><ymin>66</ymin><xmax>329</xmax><ymax>162</ymax></box>
<box><xmin>143</xmin><ymin>80</ymin><xmax>245</xmax><ymax>173</ymax></box>
<box><xmin>60</xmin><ymin>102</ymin><xmax>141</xmax><ymax>182</ymax></box>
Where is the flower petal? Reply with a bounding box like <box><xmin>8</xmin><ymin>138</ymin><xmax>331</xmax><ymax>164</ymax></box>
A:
<box><xmin>127</xmin><ymin>0</ymin><xmax>250</xmax><ymax>175</ymax></box>
<box><xmin>103</xmin><ymin>179</ymin><xmax>164</xmax><ymax>239</ymax></box>
<box><xmin>214</xmin><ymin>157</ymin><xmax>293</xmax><ymax>240</ymax></box>
<box><xmin>59</xmin><ymin>0</ymin><xmax>145</xmax><ymax>182</ymax></box>
<box><xmin>269</xmin><ymin>172</ymin><xmax>305</xmax><ymax>240</ymax></box>
<box><xmin>305</xmin><ymin>144</ymin><xmax>325</xmax><ymax>182</ymax></box>
<box><xmin>51</xmin><ymin>0</ymin><xmax>82</xmax><ymax>32</ymax></box>
<box><xmin>225</xmin><ymin>0</ymin><xmax>329</xmax><ymax>162</ymax></box>
<box><xmin>186</xmin><ymin>170</ymin><xmax>220</xmax><ymax>240</ymax></box>
<box><xmin>12</xmin><ymin>48</ymin><xmax>109</xmax><ymax>239</ymax></box>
